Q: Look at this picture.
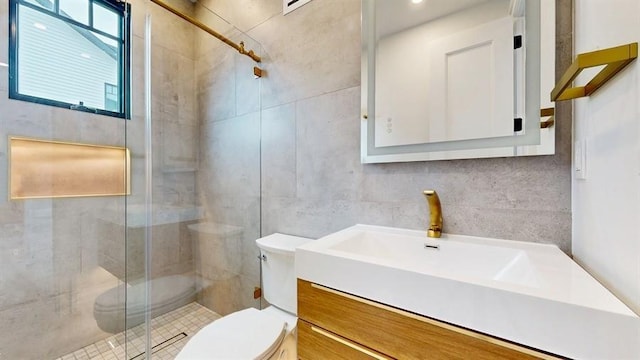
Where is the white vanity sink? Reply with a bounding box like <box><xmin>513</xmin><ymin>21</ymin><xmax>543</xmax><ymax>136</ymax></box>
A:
<box><xmin>327</xmin><ymin>229</ymin><xmax>539</xmax><ymax>288</ymax></box>
<box><xmin>296</xmin><ymin>225</ymin><xmax>640</xmax><ymax>359</ymax></box>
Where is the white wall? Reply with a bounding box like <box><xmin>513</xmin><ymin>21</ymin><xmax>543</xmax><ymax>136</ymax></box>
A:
<box><xmin>572</xmin><ymin>0</ymin><xmax>640</xmax><ymax>314</ymax></box>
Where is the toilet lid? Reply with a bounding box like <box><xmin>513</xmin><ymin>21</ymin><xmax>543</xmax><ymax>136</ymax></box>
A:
<box><xmin>175</xmin><ymin>308</ymin><xmax>287</xmax><ymax>360</ymax></box>
<box><xmin>256</xmin><ymin>233</ymin><xmax>313</xmax><ymax>255</ymax></box>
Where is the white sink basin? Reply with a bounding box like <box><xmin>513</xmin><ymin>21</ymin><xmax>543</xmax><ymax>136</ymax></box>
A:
<box><xmin>296</xmin><ymin>225</ymin><xmax>640</xmax><ymax>359</ymax></box>
<box><xmin>328</xmin><ymin>230</ymin><xmax>539</xmax><ymax>287</ymax></box>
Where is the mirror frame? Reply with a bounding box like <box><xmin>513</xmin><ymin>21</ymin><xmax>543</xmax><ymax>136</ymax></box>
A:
<box><xmin>361</xmin><ymin>0</ymin><xmax>555</xmax><ymax>163</ymax></box>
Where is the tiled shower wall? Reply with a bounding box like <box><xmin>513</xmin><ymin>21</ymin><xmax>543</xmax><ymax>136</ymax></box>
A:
<box><xmin>200</xmin><ymin>0</ymin><xmax>573</xmax><ymax>253</ymax></box>
<box><xmin>191</xmin><ymin>3</ymin><xmax>262</xmax><ymax>315</ymax></box>
<box><xmin>0</xmin><ymin>0</ymin><xmax>199</xmax><ymax>358</ymax></box>
<box><xmin>0</xmin><ymin>0</ymin><xmax>126</xmax><ymax>354</ymax></box>
<box><xmin>125</xmin><ymin>0</ymin><xmax>199</xmax><ymax>282</ymax></box>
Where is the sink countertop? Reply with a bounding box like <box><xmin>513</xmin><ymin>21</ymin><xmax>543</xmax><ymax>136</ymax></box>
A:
<box><xmin>296</xmin><ymin>224</ymin><xmax>640</xmax><ymax>359</ymax></box>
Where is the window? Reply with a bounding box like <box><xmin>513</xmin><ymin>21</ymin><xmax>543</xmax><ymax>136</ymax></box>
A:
<box><xmin>9</xmin><ymin>0</ymin><xmax>130</xmax><ymax>118</ymax></box>
<box><xmin>104</xmin><ymin>83</ymin><xmax>118</xmax><ymax>112</ymax></box>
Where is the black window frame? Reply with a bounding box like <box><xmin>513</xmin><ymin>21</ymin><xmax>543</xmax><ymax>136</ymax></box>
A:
<box><xmin>8</xmin><ymin>0</ymin><xmax>131</xmax><ymax>119</ymax></box>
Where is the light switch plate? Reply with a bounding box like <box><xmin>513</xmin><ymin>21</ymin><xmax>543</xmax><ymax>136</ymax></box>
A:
<box><xmin>575</xmin><ymin>139</ymin><xmax>587</xmax><ymax>180</ymax></box>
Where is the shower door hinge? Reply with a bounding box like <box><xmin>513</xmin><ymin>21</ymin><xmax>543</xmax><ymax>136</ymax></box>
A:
<box><xmin>253</xmin><ymin>66</ymin><xmax>263</xmax><ymax>78</ymax></box>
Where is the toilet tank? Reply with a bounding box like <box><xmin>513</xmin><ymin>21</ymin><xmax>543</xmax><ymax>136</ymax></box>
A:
<box><xmin>256</xmin><ymin>233</ymin><xmax>313</xmax><ymax>314</ymax></box>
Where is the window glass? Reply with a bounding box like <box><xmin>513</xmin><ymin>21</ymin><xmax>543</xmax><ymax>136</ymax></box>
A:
<box><xmin>17</xmin><ymin>4</ymin><xmax>119</xmax><ymax>111</ymax></box>
<box><xmin>23</xmin><ymin>0</ymin><xmax>54</xmax><ymax>11</ymax></box>
<box><xmin>10</xmin><ymin>0</ymin><xmax>128</xmax><ymax>117</ymax></box>
<box><xmin>93</xmin><ymin>2</ymin><xmax>119</xmax><ymax>37</ymax></box>
<box><xmin>59</xmin><ymin>0</ymin><xmax>89</xmax><ymax>26</ymax></box>
<box><xmin>104</xmin><ymin>83</ymin><xmax>118</xmax><ymax>111</ymax></box>
<box><xmin>95</xmin><ymin>33</ymin><xmax>119</xmax><ymax>56</ymax></box>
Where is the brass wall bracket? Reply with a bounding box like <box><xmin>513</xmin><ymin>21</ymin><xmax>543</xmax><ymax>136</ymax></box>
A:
<box><xmin>149</xmin><ymin>0</ymin><xmax>261</xmax><ymax>63</ymax></box>
<box><xmin>551</xmin><ymin>42</ymin><xmax>638</xmax><ymax>101</ymax></box>
<box><xmin>253</xmin><ymin>287</ymin><xmax>262</xmax><ymax>299</ymax></box>
<box><xmin>540</xmin><ymin>107</ymin><xmax>555</xmax><ymax>129</ymax></box>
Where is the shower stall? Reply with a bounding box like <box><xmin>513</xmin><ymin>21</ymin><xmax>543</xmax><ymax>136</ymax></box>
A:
<box><xmin>0</xmin><ymin>0</ymin><xmax>264</xmax><ymax>358</ymax></box>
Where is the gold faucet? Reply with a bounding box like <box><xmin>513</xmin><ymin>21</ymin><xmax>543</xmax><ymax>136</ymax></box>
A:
<box><xmin>423</xmin><ymin>190</ymin><xmax>443</xmax><ymax>238</ymax></box>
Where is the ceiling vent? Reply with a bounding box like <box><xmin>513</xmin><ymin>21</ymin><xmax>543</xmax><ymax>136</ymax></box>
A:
<box><xmin>283</xmin><ymin>0</ymin><xmax>313</xmax><ymax>15</ymax></box>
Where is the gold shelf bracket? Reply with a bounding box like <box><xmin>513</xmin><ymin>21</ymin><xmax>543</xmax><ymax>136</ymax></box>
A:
<box><xmin>551</xmin><ymin>42</ymin><xmax>638</xmax><ymax>101</ymax></box>
<box><xmin>540</xmin><ymin>107</ymin><xmax>555</xmax><ymax>129</ymax></box>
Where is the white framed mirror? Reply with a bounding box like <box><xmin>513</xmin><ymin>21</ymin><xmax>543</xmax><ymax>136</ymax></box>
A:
<box><xmin>361</xmin><ymin>0</ymin><xmax>555</xmax><ymax>163</ymax></box>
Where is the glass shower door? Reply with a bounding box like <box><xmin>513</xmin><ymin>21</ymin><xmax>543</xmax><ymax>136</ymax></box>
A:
<box><xmin>126</xmin><ymin>0</ymin><xmax>264</xmax><ymax>358</ymax></box>
<box><xmin>0</xmin><ymin>0</ymin><xmax>129</xmax><ymax>355</ymax></box>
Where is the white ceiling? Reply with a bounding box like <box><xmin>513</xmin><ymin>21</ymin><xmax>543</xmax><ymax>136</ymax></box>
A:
<box><xmin>375</xmin><ymin>0</ymin><xmax>501</xmax><ymax>37</ymax></box>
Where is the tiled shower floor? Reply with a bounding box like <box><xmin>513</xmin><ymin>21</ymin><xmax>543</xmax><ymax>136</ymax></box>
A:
<box><xmin>56</xmin><ymin>302</ymin><xmax>221</xmax><ymax>360</ymax></box>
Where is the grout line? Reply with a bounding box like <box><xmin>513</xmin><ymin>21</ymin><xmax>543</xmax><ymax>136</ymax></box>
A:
<box><xmin>261</xmin><ymin>84</ymin><xmax>361</xmax><ymax>112</ymax></box>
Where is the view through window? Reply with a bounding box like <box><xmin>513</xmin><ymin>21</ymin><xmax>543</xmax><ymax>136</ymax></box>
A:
<box><xmin>9</xmin><ymin>0</ymin><xmax>130</xmax><ymax>118</ymax></box>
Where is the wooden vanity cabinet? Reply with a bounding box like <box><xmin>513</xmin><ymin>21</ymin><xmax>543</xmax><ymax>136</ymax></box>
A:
<box><xmin>297</xmin><ymin>279</ymin><xmax>559</xmax><ymax>360</ymax></box>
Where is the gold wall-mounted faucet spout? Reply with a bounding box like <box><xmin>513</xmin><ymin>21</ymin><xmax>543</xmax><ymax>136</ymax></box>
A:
<box><xmin>423</xmin><ymin>190</ymin><xmax>443</xmax><ymax>238</ymax></box>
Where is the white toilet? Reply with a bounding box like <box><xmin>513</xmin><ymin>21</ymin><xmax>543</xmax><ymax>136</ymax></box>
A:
<box><xmin>175</xmin><ymin>233</ymin><xmax>313</xmax><ymax>360</ymax></box>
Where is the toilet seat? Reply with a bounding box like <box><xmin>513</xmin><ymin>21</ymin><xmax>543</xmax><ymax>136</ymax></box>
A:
<box><xmin>176</xmin><ymin>308</ymin><xmax>288</xmax><ymax>360</ymax></box>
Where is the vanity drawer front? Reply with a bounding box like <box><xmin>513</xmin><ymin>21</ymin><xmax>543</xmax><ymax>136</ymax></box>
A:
<box><xmin>298</xmin><ymin>279</ymin><xmax>553</xmax><ymax>360</ymax></box>
<box><xmin>297</xmin><ymin>319</ymin><xmax>390</xmax><ymax>360</ymax></box>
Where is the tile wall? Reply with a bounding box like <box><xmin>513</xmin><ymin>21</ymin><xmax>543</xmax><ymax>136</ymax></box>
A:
<box><xmin>198</xmin><ymin>0</ymin><xmax>573</xmax><ymax>253</ymax></box>
<box><xmin>0</xmin><ymin>0</ymin><xmax>574</xmax><ymax>357</ymax></box>
<box><xmin>192</xmin><ymin>4</ymin><xmax>263</xmax><ymax>315</ymax></box>
<box><xmin>0</xmin><ymin>0</ymin><xmax>199</xmax><ymax>357</ymax></box>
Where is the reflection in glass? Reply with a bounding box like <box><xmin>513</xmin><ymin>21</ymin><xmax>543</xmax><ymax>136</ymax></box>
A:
<box><xmin>361</xmin><ymin>0</ymin><xmax>554</xmax><ymax>163</ymax></box>
<box><xmin>24</xmin><ymin>0</ymin><xmax>53</xmax><ymax>11</ymax></box>
<box><xmin>93</xmin><ymin>2</ymin><xmax>120</xmax><ymax>36</ymax></box>
<box><xmin>59</xmin><ymin>0</ymin><xmax>89</xmax><ymax>24</ymax></box>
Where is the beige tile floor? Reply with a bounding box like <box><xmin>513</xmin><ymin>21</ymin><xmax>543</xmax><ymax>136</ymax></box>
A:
<box><xmin>56</xmin><ymin>302</ymin><xmax>220</xmax><ymax>360</ymax></box>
